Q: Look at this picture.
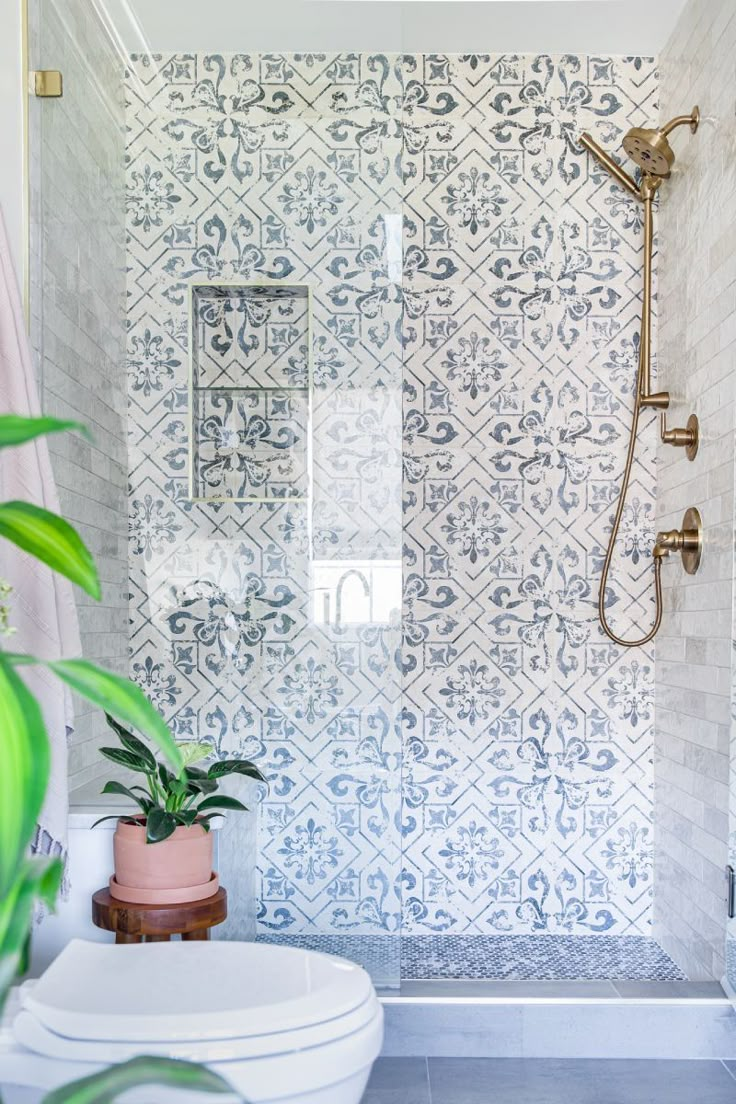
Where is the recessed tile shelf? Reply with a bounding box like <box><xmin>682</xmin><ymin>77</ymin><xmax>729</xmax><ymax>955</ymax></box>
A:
<box><xmin>188</xmin><ymin>282</ymin><xmax>312</xmax><ymax>502</ymax></box>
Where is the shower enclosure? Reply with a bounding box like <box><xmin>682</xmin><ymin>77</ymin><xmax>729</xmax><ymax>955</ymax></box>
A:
<box><xmin>24</xmin><ymin>0</ymin><xmax>736</xmax><ymax>994</ymax></box>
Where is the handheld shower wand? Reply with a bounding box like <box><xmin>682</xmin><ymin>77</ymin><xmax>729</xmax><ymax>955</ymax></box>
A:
<box><xmin>579</xmin><ymin>108</ymin><xmax>699</xmax><ymax>647</ymax></box>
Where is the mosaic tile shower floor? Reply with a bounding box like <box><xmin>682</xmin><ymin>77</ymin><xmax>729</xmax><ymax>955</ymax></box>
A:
<box><xmin>257</xmin><ymin>934</ymin><xmax>686</xmax><ymax>982</ymax></box>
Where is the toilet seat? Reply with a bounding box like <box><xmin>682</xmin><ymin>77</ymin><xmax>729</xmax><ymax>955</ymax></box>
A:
<box><xmin>14</xmin><ymin>991</ymin><xmax>380</xmax><ymax>1062</ymax></box>
<box><xmin>6</xmin><ymin>940</ymin><xmax>384</xmax><ymax>1103</ymax></box>
<box><xmin>23</xmin><ymin>940</ymin><xmax>373</xmax><ymax>1043</ymax></box>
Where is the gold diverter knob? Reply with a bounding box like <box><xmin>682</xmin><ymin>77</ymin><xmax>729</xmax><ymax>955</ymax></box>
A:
<box><xmin>653</xmin><ymin>507</ymin><xmax>702</xmax><ymax>575</ymax></box>
<box><xmin>660</xmin><ymin>411</ymin><xmax>699</xmax><ymax>461</ymax></box>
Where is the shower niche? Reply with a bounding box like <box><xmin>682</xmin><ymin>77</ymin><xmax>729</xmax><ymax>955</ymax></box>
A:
<box><xmin>188</xmin><ymin>282</ymin><xmax>312</xmax><ymax>502</ymax></box>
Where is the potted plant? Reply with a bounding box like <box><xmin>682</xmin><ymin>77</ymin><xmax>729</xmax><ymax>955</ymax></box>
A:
<box><xmin>95</xmin><ymin>716</ymin><xmax>265</xmax><ymax>904</ymax></box>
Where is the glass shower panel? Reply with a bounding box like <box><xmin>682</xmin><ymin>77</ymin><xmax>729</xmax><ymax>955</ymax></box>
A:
<box><xmin>125</xmin><ymin>51</ymin><xmax>404</xmax><ymax>987</ymax></box>
<box><xmin>27</xmin><ymin>0</ymin><xmax>129</xmax><ymax>788</ymax></box>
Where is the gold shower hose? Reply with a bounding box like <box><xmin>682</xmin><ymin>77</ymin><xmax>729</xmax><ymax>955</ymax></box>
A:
<box><xmin>597</xmin><ymin>361</ymin><xmax>663</xmax><ymax>648</ymax></box>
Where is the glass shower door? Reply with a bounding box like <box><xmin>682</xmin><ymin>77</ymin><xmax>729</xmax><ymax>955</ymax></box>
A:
<box><xmin>124</xmin><ymin>50</ymin><xmax>405</xmax><ymax>987</ymax></box>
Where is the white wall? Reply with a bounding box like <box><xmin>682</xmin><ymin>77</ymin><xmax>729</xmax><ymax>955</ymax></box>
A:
<box><xmin>654</xmin><ymin>0</ymin><xmax>736</xmax><ymax>980</ymax></box>
<box><xmin>126</xmin><ymin>0</ymin><xmax>686</xmax><ymax>54</ymax></box>
<box><xmin>0</xmin><ymin>0</ymin><xmax>25</xmax><ymax>284</ymax></box>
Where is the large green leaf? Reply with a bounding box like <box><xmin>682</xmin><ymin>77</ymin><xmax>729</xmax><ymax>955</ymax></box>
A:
<box><xmin>186</xmin><ymin>775</ymin><xmax>219</xmax><ymax>796</ymax></box>
<box><xmin>195</xmin><ymin>795</ymin><xmax>249</xmax><ymax>814</ymax></box>
<box><xmin>101</xmin><ymin>781</ymin><xmax>152</xmax><ymax>815</ymax></box>
<box><xmin>5</xmin><ymin>656</ymin><xmax>184</xmax><ymax>774</ymax></box>
<box><xmin>146</xmin><ymin>808</ymin><xmax>178</xmax><ymax>843</ymax></box>
<box><xmin>99</xmin><ymin>746</ymin><xmax>152</xmax><ymax>774</ymax></box>
<box><xmin>0</xmin><ymin>856</ymin><xmax>63</xmax><ymax>974</ymax></box>
<box><xmin>50</xmin><ymin>660</ymin><xmax>183</xmax><ymax>774</ymax></box>
<box><xmin>207</xmin><ymin>760</ymin><xmax>266</xmax><ymax>783</ymax></box>
<box><xmin>0</xmin><ymin>654</ymin><xmax>49</xmax><ymax>898</ymax></box>
<box><xmin>40</xmin><ymin>1055</ymin><xmax>238</xmax><ymax>1104</ymax></box>
<box><xmin>104</xmin><ymin>713</ymin><xmax>157</xmax><ymax>771</ymax></box>
<box><xmin>0</xmin><ymin>414</ymin><xmax>89</xmax><ymax>450</ymax></box>
<box><xmin>0</xmin><ymin>501</ymin><xmax>100</xmax><ymax>599</ymax></box>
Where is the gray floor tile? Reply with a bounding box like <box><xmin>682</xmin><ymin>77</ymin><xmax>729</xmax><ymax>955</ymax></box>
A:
<box><xmin>426</xmin><ymin>1058</ymin><xmax>736</xmax><ymax>1103</ymax></box>
<box><xmin>362</xmin><ymin>1057</ymin><xmax>430</xmax><ymax>1103</ymax></box>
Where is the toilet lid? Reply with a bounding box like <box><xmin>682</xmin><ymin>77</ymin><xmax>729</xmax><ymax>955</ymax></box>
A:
<box><xmin>23</xmin><ymin>940</ymin><xmax>374</xmax><ymax>1043</ymax></box>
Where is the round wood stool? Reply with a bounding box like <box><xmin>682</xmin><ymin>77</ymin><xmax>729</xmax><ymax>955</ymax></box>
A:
<box><xmin>92</xmin><ymin>887</ymin><xmax>227</xmax><ymax>944</ymax></box>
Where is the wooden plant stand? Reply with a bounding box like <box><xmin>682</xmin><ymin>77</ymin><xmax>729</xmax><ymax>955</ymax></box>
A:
<box><xmin>92</xmin><ymin>887</ymin><xmax>227</xmax><ymax>944</ymax></box>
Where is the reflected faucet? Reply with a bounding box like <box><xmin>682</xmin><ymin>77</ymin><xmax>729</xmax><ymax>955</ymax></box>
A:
<box><xmin>335</xmin><ymin>569</ymin><xmax>371</xmax><ymax>626</ymax></box>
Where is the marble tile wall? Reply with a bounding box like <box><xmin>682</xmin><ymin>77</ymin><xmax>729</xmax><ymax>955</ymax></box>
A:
<box><xmin>655</xmin><ymin>0</ymin><xmax>736</xmax><ymax>980</ymax></box>
<box><xmin>125</xmin><ymin>52</ymin><xmax>661</xmax><ymax>938</ymax></box>
<box><xmin>29</xmin><ymin>0</ymin><xmax>128</xmax><ymax>788</ymax></box>
<box><xmin>398</xmin><ymin>53</ymin><xmax>658</xmax><ymax>936</ymax></box>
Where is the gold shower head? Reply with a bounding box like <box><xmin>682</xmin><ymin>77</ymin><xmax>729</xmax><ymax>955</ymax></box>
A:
<box><xmin>622</xmin><ymin>107</ymin><xmax>700</xmax><ymax>178</ymax></box>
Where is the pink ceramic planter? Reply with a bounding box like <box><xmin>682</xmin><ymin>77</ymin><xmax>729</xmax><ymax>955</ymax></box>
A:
<box><xmin>111</xmin><ymin>819</ymin><xmax>216</xmax><ymax>904</ymax></box>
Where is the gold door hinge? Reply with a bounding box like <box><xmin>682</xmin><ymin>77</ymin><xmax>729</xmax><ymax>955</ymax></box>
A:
<box><xmin>31</xmin><ymin>70</ymin><xmax>63</xmax><ymax>97</ymax></box>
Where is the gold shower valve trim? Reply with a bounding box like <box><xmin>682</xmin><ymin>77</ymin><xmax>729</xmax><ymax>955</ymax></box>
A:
<box><xmin>660</xmin><ymin>411</ymin><xmax>699</xmax><ymax>460</ymax></box>
<box><xmin>654</xmin><ymin>507</ymin><xmax>703</xmax><ymax>576</ymax></box>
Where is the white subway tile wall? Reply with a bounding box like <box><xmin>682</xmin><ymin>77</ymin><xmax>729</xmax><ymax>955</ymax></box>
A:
<box><xmin>29</xmin><ymin>0</ymin><xmax>127</xmax><ymax>788</ymax></box>
<box><xmin>655</xmin><ymin>0</ymin><xmax>736</xmax><ymax>979</ymax></box>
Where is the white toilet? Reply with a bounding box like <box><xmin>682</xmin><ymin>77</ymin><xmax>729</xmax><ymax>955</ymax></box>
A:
<box><xmin>0</xmin><ymin>939</ymin><xmax>383</xmax><ymax>1103</ymax></box>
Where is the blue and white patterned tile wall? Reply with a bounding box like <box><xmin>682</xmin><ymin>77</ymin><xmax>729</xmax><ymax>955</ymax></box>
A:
<box><xmin>125</xmin><ymin>53</ymin><xmax>659</xmax><ymax>939</ymax></box>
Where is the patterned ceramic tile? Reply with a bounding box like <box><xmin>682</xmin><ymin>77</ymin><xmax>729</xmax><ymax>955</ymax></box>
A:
<box><xmin>126</xmin><ymin>52</ymin><xmax>658</xmax><ymax>950</ymax></box>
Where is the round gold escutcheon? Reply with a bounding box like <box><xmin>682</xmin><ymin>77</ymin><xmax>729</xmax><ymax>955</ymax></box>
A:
<box><xmin>685</xmin><ymin>413</ymin><xmax>699</xmax><ymax>462</ymax></box>
<box><xmin>680</xmin><ymin>506</ymin><xmax>702</xmax><ymax>575</ymax></box>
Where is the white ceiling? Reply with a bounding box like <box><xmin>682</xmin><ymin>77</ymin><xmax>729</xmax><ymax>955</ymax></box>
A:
<box><xmin>120</xmin><ymin>0</ymin><xmax>687</xmax><ymax>55</ymax></box>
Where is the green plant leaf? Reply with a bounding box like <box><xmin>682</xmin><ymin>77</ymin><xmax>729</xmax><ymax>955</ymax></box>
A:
<box><xmin>185</xmin><ymin>766</ymin><xmax>208</xmax><ymax>779</ymax></box>
<box><xmin>45</xmin><ymin>660</ymin><xmax>183</xmax><ymax>774</ymax></box>
<box><xmin>195</xmin><ymin>795</ymin><xmax>249</xmax><ymax>814</ymax></box>
<box><xmin>99</xmin><ymin>747</ymin><xmax>151</xmax><ymax>775</ymax></box>
<box><xmin>5</xmin><ymin>657</ymin><xmax>183</xmax><ymax>775</ymax></box>
<box><xmin>158</xmin><ymin>762</ymin><xmax>175</xmax><ymax>786</ymax></box>
<box><xmin>40</xmin><ymin>1055</ymin><xmax>238</xmax><ymax>1104</ymax></box>
<box><xmin>101</xmin><ymin>780</ymin><xmax>152</xmax><ymax>814</ymax></box>
<box><xmin>146</xmin><ymin>808</ymin><xmax>177</xmax><ymax>843</ymax></box>
<box><xmin>0</xmin><ymin>856</ymin><xmax>63</xmax><ymax>968</ymax></box>
<box><xmin>176</xmin><ymin>809</ymin><xmax>200</xmax><ymax>827</ymax></box>
<box><xmin>178</xmin><ymin>741</ymin><xmax>212</xmax><ymax>767</ymax></box>
<box><xmin>168</xmin><ymin>777</ymin><xmax>189</xmax><ymax>798</ymax></box>
<box><xmin>0</xmin><ymin>654</ymin><xmax>50</xmax><ymax>899</ymax></box>
<box><xmin>207</xmin><ymin>760</ymin><xmax>266</xmax><ymax>782</ymax></box>
<box><xmin>196</xmin><ymin>814</ymin><xmax>224</xmax><ymax>828</ymax></box>
<box><xmin>0</xmin><ymin>501</ymin><xmax>100</xmax><ymax>600</ymax></box>
<box><xmin>0</xmin><ymin>414</ymin><xmax>89</xmax><ymax>450</ymax></box>
<box><xmin>104</xmin><ymin>713</ymin><xmax>156</xmax><ymax>771</ymax></box>
<box><xmin>186</xmin><ymin>775</ymin><xmax>218</xmax><ymax>796</ymax></box>
<box><xmin>91</xmin><ymin>814</ymin><xmax>131</xmax><ymax>829</ymax></box>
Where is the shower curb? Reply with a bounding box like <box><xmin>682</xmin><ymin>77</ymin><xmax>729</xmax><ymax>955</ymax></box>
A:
<box><xmin>379</xmin><ymin>985</ymin><xmax>736</xmax><ymax>1059</ymax></box>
